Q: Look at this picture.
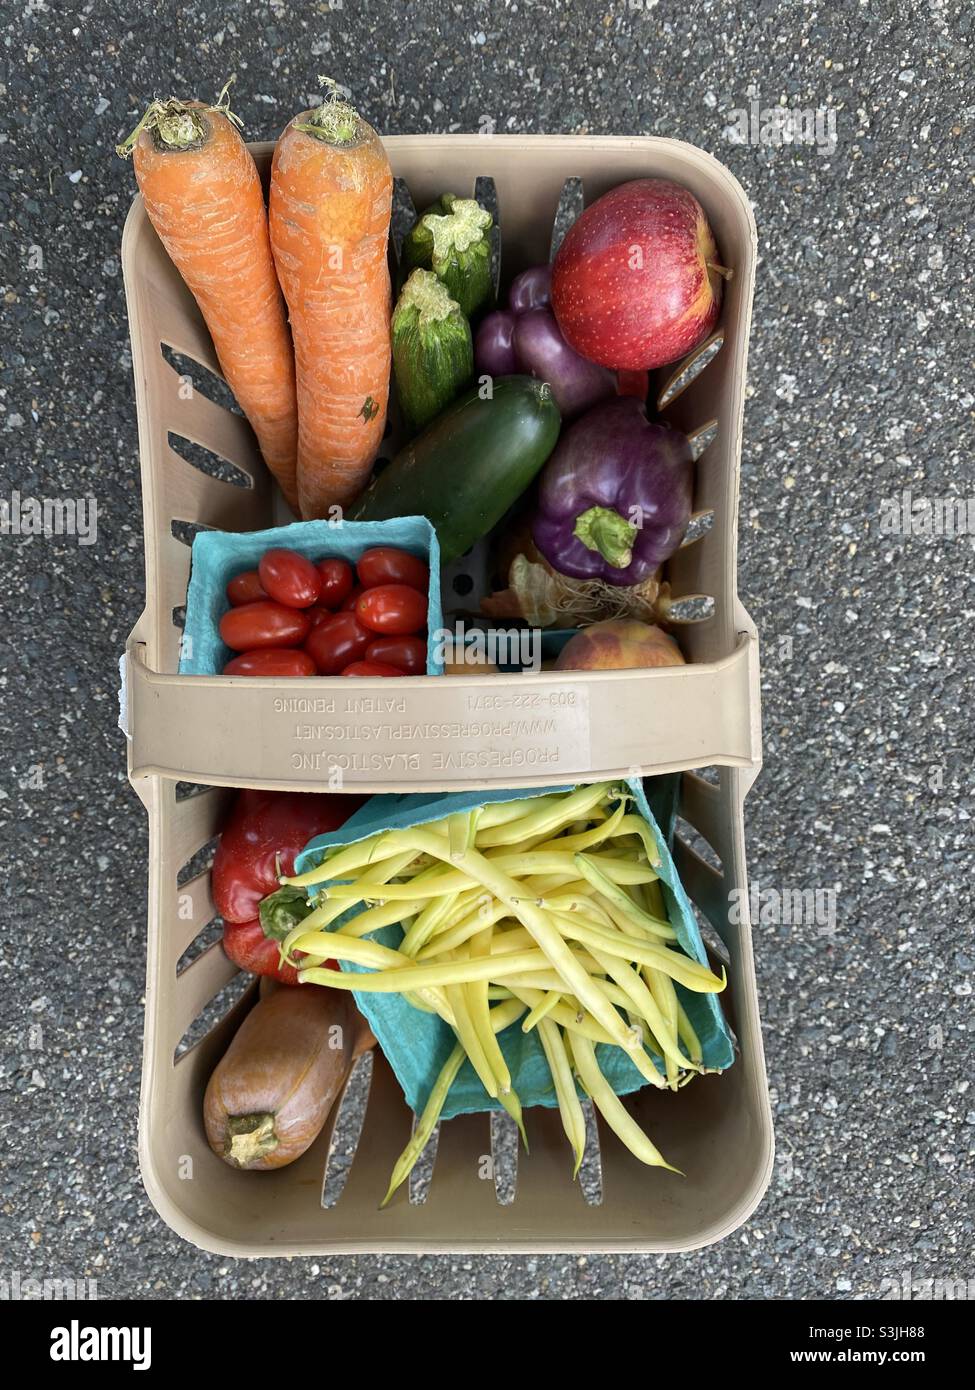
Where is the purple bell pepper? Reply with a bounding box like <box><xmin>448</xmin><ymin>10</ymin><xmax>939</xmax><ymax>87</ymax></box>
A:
<box><xmin>532</xmin><ymin>397</ymin><xmax>693</xmax><ymax>586</ymax></box>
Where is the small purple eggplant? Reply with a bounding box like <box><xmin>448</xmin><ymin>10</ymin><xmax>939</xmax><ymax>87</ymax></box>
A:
<box><xmin>473</xmin><ymin>264</ymin><xmax>626</xmax><ymax>419</ymax></box>
<box><xmin>508</xmin><ymin>264</ymin><xmax>552</xmax><ymax>313</ymax></box>
<box><xmin>514</xmin><ymin>308</ymin><xmax>616</xmax><ymax>419</ymax></box>
<box><xmin>532</xmin><ymin>397</ymin><xmax>693</xmax><ymax>586</ymax></box>
<box><xmin>474</xmin><ymin>310</ymin><xmax>519</xmax><ymax>376</ymax></box>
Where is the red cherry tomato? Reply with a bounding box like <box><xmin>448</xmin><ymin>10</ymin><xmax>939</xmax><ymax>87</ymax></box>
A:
<box><xmin>355</xmin><ymin>584</ymin><xmax>428</xmax><ymax>636</ymax></box>
<box><xmin>365</xmin><ymin>635</ymin><xmax>427</xmax><ymax>675</ymax></box>
<box><xmin>223</xmin><ymin>649</ymin><xmax>317</xmax><ymax>678</ymax></box>
<box><xmin>315</xmin><ymin>557</ymin><xmax>355</xmax><ymax>610</ymax></box>
<box><xmin>304</xmin><ymin>612</ymin><xmax>372</xmax><ymax>675</ymax></box>
<box><xmin>308</xmin><ymin>605</ymin><xmax>338</xmax><ymax>629</ymax></box>
<box><xmin>258</xmin><ymin>548</ymin><xmax>322</xmax><ymax>608</ymax></box>
<box><xmin>220</xmin><ymin>601</ymin><xmax>311</xmax><ymax>652</ymax></box>
<box><xmin>340</xmin><ymin>585</ymin><xmax>365</xmax><ymax>611</ymax></box>
<box><xmin>226</xmin><ymin>569</ymin><xmax>268</xmax><ymax>606</ymax></box>
<box><xmin>341</xmin><ymin>661</ymin><xmax>405</xmax><ymax>677</ymax></box>
<box><xmin>357</xmin><ymin>547</ymin><xmax>430</xmax><ymax>592</ymax></box>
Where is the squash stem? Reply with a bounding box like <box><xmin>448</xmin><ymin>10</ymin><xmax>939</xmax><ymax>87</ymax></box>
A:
<box><xmin>393</xmin><ymin>268</ymin><xmax>460</xmax><ymax>328</ymax></box>
<box><xmin>224</xmin><ymin>1113</ymin><xmax>279</xmax><ymax>1167</ymax></box>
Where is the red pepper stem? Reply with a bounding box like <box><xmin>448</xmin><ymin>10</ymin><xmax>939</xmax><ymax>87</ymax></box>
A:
<box><xmin>259</xmin><ymin>886</ymin><xmax>316</xmax><ymax>942</ymax></box>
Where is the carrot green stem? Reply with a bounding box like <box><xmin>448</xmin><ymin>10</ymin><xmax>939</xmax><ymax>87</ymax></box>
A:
<box><xmin>295</xmin><ymin>76</ymin><xmax>362</xmax><ymax>145</ymax></box>
<box><xmin>115</xmin><ymin>77</ymin><xmax>240</xmax><ymax>159</ymax></box>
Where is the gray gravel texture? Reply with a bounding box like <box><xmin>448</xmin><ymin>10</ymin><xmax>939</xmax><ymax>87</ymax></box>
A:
<box><xmin>1</xmin><ymin>0</ymin><xmax>973</xmax><ymax>1302</ymax></box>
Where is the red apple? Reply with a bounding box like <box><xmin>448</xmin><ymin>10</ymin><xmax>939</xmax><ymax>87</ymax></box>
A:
<box><xmin>554</xmin><ymin>620</ymin><xmax>685</xmax><ymax>672</ymax></box>
<box><xmin>551</xmin><ymin>179</ymin><xmax>728</xmax><ymax>371</ymax></box>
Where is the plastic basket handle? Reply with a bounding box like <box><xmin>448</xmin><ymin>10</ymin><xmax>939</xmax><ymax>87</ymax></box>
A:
<box><xmin>123</xmin><ymin>626</ymin><xmax>761</xmax><ymax>792</ymax></box>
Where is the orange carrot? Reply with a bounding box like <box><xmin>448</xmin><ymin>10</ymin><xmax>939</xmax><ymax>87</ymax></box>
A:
<box><xmin>269</xmin><ymin>84</ymin><xmax>392</xmax><ymax>518</ymax></box>
<box><xmin>118</xmin><ymin>84</ymin><xmax>299</xmax><ymax>510</ymax></box>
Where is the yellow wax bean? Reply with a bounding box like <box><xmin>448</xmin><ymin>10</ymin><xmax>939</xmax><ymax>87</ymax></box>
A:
<box><xmin>474</xmin><ymin>782</ymin><xmax>614</xmax><ymax>848</ymax></box>
<box><xmin>445</xmin><ymin>976</ymin><xmax>499</xmax><ymax>1099</ymax></box>
<box><xmin>324</xmin><ymin>867</ymin><xmax>476</xmax><ymax>900</ymax></box>
<box><xmin>530</xmin><ymin>799</ymin><xmax>628</xmax><ymax>855</ymax></box>
<box><xmin>468</xmin><ymin>928</ymin><xmax>512</xmax><ymax>1095</ymax></box>
<box><xmin>521</xmin><ymin>991</ymin><xmax>562</xmax><ymax>1033</ymax></box>
<box><xmin>504</xmin><ymin>986</ymin><xmax>616</xmax><ymax>1045</ymax></box>
<box><xmin>595</xmin><ymin>890</ymin><xmax>677</xmax><ymax>942</ymax></box>
<box><xmin>299</xmin><ymin>949</ymin><xmax>550</xmax><ymax>993</ymax></box>
<box><xmin>574</xmin><ymin>852</ymin><xmax>673</xmax><ymax>938</ymax></box>
<box><xmin>614</xmin><ymin>815</ymin><xmax>663</xmax><ymax>869</ymax></box>
<box><xmin>537</xmin><ymin>1020</ymin><xmax>587</xmax><ymax>1179</ymax></box>
<box><xmin>381</xmin><ymin>996</ymin><xmax>527</xmax><ymax>1207</ymax></box>
<box><xmin>644</xmin><ymin>967</ymin><xmax>681</xmax><ymax>1087</ymax></box>
<box><xmin>534</xmin><ymin>887</ymin><xmax>618</xmax><ymax>929</ymax></box>
<box><xmin>289</xmin><ymin>932</ymin><xmax>407</xmax><ymax>969</ymax></box>
<box><xmin>448</xmin><ymin>809</ymin><xmax>478</xmax><ymax>862</ymax></box>
<box><xmin>553</xmin><ymin>914</ymin><xmax>724</xmax><ymax>993</ymax></box>
<box><xmin>291</xmin><ymin>930</ymin><xmax>456</xmax><ymax>1023</ymax></box>
<box><xmin>399</xmin><ymin>889</ymin><xmax>465</xmax><ymax>957</ymax></box>
<box><xmin>485</xmin><ymin>850</ymin><xmax>656</xmax><ymax>884</ymax></box>
<box><xmin>581</xmin><ymin>942</ymin><xmax>684</xmax><ymax>1075</ymax></box>
<box><xmin>675</xmin><ymin>999</ymin><xmax>704</xmax><ymax>1064</ymax></box>
<box><xmin>333</xmin><ymin>896</ymin><xmax>424</xmax><ymax>939</ymax></box>
<box><xmin>282</xmin><ymin>849</ymin><xmax>423</xmax><ymax>955</ymax></box>
<box><xmin>399</xmin><ymin>829</ymin><xmax>647</xmax><ymax>1059</ymax></box>
<box><xmin>282</xmin><ymin>829</ymin><xmax>425</xmax><ymax>888</ymax></box>
<box><xmin>644</xmin><ymin>878</ymin><xmax>668</xmax><ymax>919</ymax></box>
<box><xmin>568</xmin><ymin>1033</ymin><xmax>681</xmax><ymax>1174</ymax></box>
<box><xmin>474</xmin><ymin>795</ymin><xmax>564</xmax><ymax>831</ymax></box>
<box><xmin>400</xmin><ymin>884</ymin><xmax>479</xmax><ymax>956</ymax></box>
<box><xmin>415</xmin><ymin>898</ymin><xmax>510</xmax><ymax>959</ymax></box>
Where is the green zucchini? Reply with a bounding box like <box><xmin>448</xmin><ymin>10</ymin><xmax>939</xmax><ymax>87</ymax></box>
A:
<box><xmin>399</xmin><ymin>192</ymin><xmax>494</xmax><ymax>319</ymax></box>
<box><xmin>348</xmin><ymin>376</ymin><xmax>561</xmax><ymax>563</ymax></box>
<box><xmin>392</xmin><ymin>270</ymin><xmax>473</xmax><ymax>434</ymax></box>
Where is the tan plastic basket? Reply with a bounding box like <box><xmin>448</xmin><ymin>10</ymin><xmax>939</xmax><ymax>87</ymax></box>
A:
<box><xmin>121</xmin><ymin>135</ymin><xmax>772</xmax><ymax>1254</ymax></box>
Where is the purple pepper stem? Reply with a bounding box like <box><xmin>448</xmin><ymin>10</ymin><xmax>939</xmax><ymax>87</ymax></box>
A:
<box><xmin>573</xmin><ymin>506</ymin><xmax>638</xmax><ymax>570</ymax></box>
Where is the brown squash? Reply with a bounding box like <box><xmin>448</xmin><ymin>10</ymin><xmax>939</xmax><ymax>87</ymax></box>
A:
<box><xmin>204</xmin><ymin>985</ymin><xmax>374</xmax><ymax>1171</ymax></box>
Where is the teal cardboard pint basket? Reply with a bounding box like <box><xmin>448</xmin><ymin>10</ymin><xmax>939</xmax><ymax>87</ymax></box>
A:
<box><xmin>293</xmin><ymin>776</ymin><xmax>735</xmax><ymax>1120</ymax></box>
<box><xmin>179</xmin><ymin>516</ymin><xmax>444</xmax><ymax>676</ymax></box>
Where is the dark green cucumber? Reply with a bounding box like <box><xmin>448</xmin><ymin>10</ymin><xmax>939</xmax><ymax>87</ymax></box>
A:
<box><xmin>348</xmin><ymin>376</ymin><xmax>561</xmax><ymax>562</ymax></box>
<box><xmin>392</xmin><ymin>270</ymin><xmax>473</xmax><ymax>434</ymax></box>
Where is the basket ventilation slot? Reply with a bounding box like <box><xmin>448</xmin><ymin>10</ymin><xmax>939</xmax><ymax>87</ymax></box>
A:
<box><xmin>161</xmin><ymin>345</ymin><xmax>243</xmax><ymax>418</ymax></box>
<box><xmin>173</xmin><ymin>969</ymin><xmax>253</xmax><ymax>1062</ymax></box>
<box><xmin>167</xmin><ymin>433</ymin><xmax>253</xmax><ymax>491</ymax></box>
<box><xmin>175</xmin><ymin>916</ymin><xmax>224</xmax><ymax>977</ymax></box>
<box><xmin>321</xmin><ymin>1050</ymin><xmax>373</xmax><ymax>1209</ymax></box>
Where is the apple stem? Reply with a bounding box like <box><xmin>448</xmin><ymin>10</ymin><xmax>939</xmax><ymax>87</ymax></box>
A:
<box><xmin>707</xmin><ymin>262</ymin><xmax>735</xmax><ymax>281</ymax></box>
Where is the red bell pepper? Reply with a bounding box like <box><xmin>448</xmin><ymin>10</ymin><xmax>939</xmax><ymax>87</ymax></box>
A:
<box><xmin>212</xmin><ymin>790</ymin><xmax>364</xmax><ymax>985</ymax></box>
